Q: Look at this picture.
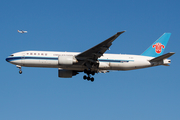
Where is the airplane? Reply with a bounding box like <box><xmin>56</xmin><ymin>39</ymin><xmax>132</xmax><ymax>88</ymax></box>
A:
<box><xmin>6</xmin><ymin>31</ymin><xmax>175</xmax><ymax>82</ymax></box>
<box><xmin>17</xmin><ymin>30</ymin><xmax>28</xmax><ymax>33</ymax></box>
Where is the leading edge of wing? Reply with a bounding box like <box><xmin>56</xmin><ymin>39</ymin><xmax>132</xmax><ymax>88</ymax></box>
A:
<box><xmin>76</xmin><ymin>31</ymin><xmax>125</xmax><ymax>60</ymax></box>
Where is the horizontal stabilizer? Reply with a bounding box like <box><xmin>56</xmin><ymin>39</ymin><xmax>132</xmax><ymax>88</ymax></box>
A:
<box><xmin>150</xmin><ymin>52</ymin><xmax>175</xmax><ymax>62</ymax></box>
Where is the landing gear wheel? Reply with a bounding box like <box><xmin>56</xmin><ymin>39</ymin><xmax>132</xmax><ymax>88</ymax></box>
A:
<box><xmin>91</xmin><ymin>72</ymin><xmax>95</xmax><ymax>76</ymax></box>
<box><xmin>19</xmin><ymin>70</ymin><xmax>22</xmax><ymax>74</ymax></box>
<box><xmin>91</xmin><ymin>77</ymin><xmax>94</xmax><ymax>82</ymax></box>
<box><xmin>83</xmin><ymin>69</ymin><xmax>96</xmax><ymax>82</ymax></box>
<box><xmin>83</xmin><ymin>75</ymin><xmax>94</xmax><ymax>82</ymax></box>
<box><xmin>16</xmin><ymin>65</ymin><xmax>22</xmax><ymax>74</ymax></box>
<box><xmin>83</xmin><ymin>75</ymin><xmax>87</xmax><ymax>80</ymax></box>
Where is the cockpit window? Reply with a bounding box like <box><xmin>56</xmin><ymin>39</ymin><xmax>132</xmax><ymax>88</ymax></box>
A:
<box><xmin>10</xmin><ymin>54</ymin><xmax>14</xmax><ymax>56</ymax></box>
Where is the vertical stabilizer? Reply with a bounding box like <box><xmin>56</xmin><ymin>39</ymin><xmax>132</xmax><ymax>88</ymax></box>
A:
<box><xmin>141</xmin><ymin>33</ymin><xmax>171</xmax><ymax>57</ymax></box>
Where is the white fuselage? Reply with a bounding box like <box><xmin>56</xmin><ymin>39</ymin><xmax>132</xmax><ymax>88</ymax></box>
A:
<box><xmin>6</xmin><ymin>50</ymin><xmax>162</xmax><ymax>71</ymax></box>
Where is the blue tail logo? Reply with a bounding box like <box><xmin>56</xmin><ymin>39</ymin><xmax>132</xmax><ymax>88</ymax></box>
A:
<box><xmin>141</xmin><ymin>33</ymin><xmax>171</xmax><ymax>57</ymax></box>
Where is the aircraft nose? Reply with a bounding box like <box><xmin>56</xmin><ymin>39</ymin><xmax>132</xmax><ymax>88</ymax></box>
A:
<box><xmin>6</xmin><ymin>57</ymin><xmax>10</xmax><ymax>62</ymax></box>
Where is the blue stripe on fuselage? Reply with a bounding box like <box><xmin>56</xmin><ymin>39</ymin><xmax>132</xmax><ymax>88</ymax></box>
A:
<box><xmin>6</xmin><ymin>56</ymin><xmax>58</xmax><ymax>62</ymax></box>
<box><xmin>6</xmin><ymin>56</ymin><xmax>134</xmax><ymax>63</ymax></box>
<box><xmin>99</xmin><ymin>59</ymin><xmax>133</xmax><ymax>63</ymax></box>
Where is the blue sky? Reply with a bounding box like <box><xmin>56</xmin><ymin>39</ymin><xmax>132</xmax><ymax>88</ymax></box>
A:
<box><xmin>1</xmin><ymin>0</ymin><xmax>180</xmax><ymax>120</ymax></box>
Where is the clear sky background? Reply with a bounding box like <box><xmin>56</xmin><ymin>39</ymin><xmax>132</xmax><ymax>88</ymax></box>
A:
<box><xmin>1</xmin><ymin>0</ymin><xmax>180</xmax><ymax>120</ymax></box>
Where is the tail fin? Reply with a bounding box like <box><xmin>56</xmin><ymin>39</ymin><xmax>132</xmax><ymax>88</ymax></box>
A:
<box><xmin>141</xmin><ymin>33</ymin><xmax>171</xmax><ymax>57</ymax></box>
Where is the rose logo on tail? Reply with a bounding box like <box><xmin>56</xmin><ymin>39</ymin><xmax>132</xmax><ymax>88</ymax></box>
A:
<box><xmin>152</xmin><ymin>43</ymin><xmax>165</xmax><ymax>54</ymax></box>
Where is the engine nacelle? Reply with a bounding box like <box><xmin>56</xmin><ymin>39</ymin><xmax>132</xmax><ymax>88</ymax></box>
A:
<box><xmin>58</xmin><ymin>69</ymin><xmax>79</xmax><ymax>78</ymax></box>
<box><xmin>58</xmin><ymin>55</ymin><xmax>77</xmax><ymax>65</ymax></box>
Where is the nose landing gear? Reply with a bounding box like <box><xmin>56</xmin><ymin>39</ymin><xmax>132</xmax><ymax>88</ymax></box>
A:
<box><xmin>19</xmin><ymin>70</ymin><xmax>22</xmax><ymax>74</ymax></box>
<box><xmin>16</xmin><ymin>65</ymin><xmax>22</xmax><ymax>74</ymax></box>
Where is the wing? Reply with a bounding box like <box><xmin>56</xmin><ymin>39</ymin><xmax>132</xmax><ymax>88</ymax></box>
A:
<box><xmin>76</xmin><ymin>31</ymin><xmax>125</xmax><ymax>61</ymax></box>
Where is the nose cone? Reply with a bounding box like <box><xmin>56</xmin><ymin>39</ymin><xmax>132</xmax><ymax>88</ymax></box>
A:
<box><xmin>6</xmin><ymin>57</ymin><xmax>10</xmax><ymax>62</ymax></box>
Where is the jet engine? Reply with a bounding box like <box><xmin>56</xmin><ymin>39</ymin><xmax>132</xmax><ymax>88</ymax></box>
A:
<box><xmin>58</xmin><ymin>69</ymin><xmax>79</xmax><ymax>78</ymax></box>
<box><xmin>58</xmin><ymin>55</ymin><xmax>77</xmax><ymax>65</ymax></box>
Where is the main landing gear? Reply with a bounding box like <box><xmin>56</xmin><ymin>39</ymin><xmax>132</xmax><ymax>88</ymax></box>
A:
<box><xmin>16</xmin><ymin>65</ymin><xmax>22</xmax><ymax>74</ymax></box>
<box><xmin>83</xmin><ymin>70</ymin><xmax>95</xmax><ymax>82</ymax></box>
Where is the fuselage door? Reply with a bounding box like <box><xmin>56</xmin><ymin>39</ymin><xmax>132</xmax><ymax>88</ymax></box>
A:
<box><xmin>21</xmin><ymin>53</ymin><xmax>25</xmax><ymax>65</ymax></box>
